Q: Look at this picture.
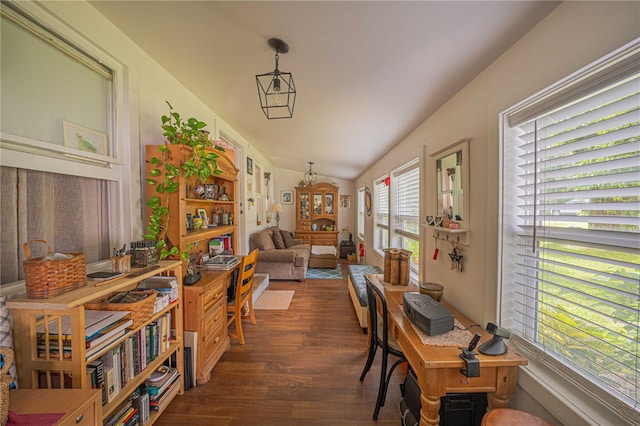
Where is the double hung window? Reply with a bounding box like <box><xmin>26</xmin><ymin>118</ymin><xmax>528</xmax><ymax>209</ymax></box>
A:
<box><xmin>393</xmin><ymin>160</ymin><xmax>420</xmax><ymax>270</ymax></box>
<box><xmin>500</xmin><ymin>41</ymin><xmax>639</xmax><ymax>417</ymax></box>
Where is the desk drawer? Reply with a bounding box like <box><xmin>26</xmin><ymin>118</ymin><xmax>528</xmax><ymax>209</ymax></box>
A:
<box><xmin>202</xmin><ymin>320</ymin><xmax>226</xmax><ymax>370</ymax></box>
<box><xmin>203</xmin><ymin>282</ymin><xmax>225</xmax><ymax>312</ymax></box>
<box><xmin>203</xmin><ymin>299</ymin><xmax>226</xmax><ymax>335</ymax></box>
<box><xmin>60</xmin><ymin>398</ymin><xmax>98</xmax><ymax>426</ymax></box>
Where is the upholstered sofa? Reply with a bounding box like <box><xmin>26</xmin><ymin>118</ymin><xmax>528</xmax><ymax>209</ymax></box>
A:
<box><xmin>249</xmin><ymin>227</ymin><xmax>310</xmax><ymax>281</ymax></box>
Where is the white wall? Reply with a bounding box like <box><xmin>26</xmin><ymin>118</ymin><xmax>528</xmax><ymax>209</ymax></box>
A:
<box><xmin>355</xmin><ymin>2</ymin><xmax>639</xmax><ymax>424</ymax></box>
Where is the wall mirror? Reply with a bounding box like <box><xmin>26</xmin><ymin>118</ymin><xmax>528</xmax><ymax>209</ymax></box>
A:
<box><xmin>429</xmin><ymin>138</ymin><xmax>470</xmax><ymax>231</ymax></box>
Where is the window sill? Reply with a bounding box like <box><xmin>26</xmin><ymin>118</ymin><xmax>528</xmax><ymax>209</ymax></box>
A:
<box><xmin>512</xmin><ymin>341</ymin><xmax>636</xmax><ymax>425</ymax></box>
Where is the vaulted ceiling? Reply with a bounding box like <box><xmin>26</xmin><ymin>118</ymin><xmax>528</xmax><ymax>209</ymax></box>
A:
<box><xmin>90</xmin><ymin>1</ymin><xmax>559</xmax><ymax>180</ymax></box>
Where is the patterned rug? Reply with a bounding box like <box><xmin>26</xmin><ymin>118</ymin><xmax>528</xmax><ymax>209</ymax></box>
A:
<box><xmin>305</xmin><ymin>264</ymin><xmax>343</xmax><ymax>280</ymax></box>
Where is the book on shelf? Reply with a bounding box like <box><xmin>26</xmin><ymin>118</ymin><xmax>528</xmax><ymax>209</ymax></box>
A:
<box><xmin>36</xmin><ymin>310</ymin><xmax>132</xmax><ymax>339</ymax></box>
<box><xmin>87</xmin><ymin>359</ymin><xmax>106</xmax><ymax>405</ymax></box>
<box><xmin>149</xmin><ymin>374</ymin><xmax>181</xmax><ymax>411</ymax></box>
<box><xmin>102</xmin><ymin>345</ymin><xmax>121</xmax><ymax>397</ymax></box>
<box><xmin>183</xmin><ymin>346</ymin><xmax>194</xmax><ymax>391</ymax></box>
<box><xmin>145</xmin><ymin>365</ymin><xmax>170</xmax><ymax>384</ymax></box>
<box><xmin>86</xmin><ymin>318</ymin><xmax>133</xmax><ymax>349</ymax></box>
<box><xmin>207</xmin><ymin>254</ymin><xmax>238</xmax><ymax>265</ymax></box>
<box><xmin>104</xmin><ymin>398</ymin><xmax>132</xmax><ymax>426</ymax></box>
<box><xmin>184</xmin><ymin>330</ymin><xmax>197</xmax><ymax>388</ymax></box>
<box><xmin>104</xmin><ymin>365</ymin><xmax>116</xmax><ymax>403</ymax></box>
<box><xmin>132</xmin><ymin>391</ymin><xmax>149</xmax><ymax>425</ymax></box>
<box><xmin>145</xmin><ymin>367</ymin><xmax>179</xmax><ymax>396</ymax></box>
<box><xmin>202</xmin><ymin>255</ymin><xmax>240</xmax><ymax>270</ymax></box>
<box><xmin>85</xmin><ymin>331</ymin><xmax>125</xmax><ymax>360</ymax></box>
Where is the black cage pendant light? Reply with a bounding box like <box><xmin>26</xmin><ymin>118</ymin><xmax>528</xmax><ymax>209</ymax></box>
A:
<box><xmin>304</xmin><ymin>161</ymin><xmax>317</xmax><ymax>185</ymax></box>
<box><xmin>256</xmin><ymin>38</ymin><xmax>296</xmax><ymax>119</ymax></box>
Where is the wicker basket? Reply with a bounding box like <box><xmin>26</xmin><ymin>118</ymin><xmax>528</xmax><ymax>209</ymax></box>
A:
<box><xmin>0</xmin><ymin>348</ymin><xmax>14</xmax><ymax>426</ymax></box>
<box><xmin>22</xmin><ymin>240</ymin><xmax>86</xmax><ymax>299</ymax></box>
<box><xmin>85</xmin><ymin>290</ymin><xmax>156</xmax><ymax>329</ymax></box>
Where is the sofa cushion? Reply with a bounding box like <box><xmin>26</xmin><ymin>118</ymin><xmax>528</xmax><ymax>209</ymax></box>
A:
<box><xmin>281</xmin><ymin>230</ymin><xmax>295</xmax><ymax>248</ymax></box>
<box><xmin>272</xmin><ymin>229</ymin><xmax>286</xmax><ymax>249</ymax></box>
<box><xmin>256</xmin><ymin>231</ymin><xmax>276</xmax><ymax>251</ymax></box>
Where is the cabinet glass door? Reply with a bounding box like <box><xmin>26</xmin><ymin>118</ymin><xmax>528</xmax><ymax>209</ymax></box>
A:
<box><xmin>325</xmin><ymin>193</ymin><xmax>334</xmax><ymax>215</ymax></box>
<box><xmin>300</xmin><ymin>193</ymin><xmax>309</xmax><ymax>219</ymax></box>
<box><xmin>313</xmin><ymin>193</ymin><xmax>322</xmax><ymax>215</ymax></box>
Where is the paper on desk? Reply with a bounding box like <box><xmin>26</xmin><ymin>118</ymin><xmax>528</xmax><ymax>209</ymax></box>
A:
<box><xmin>404</xmin><ymin>316</ymin><xmax>475</xmax><ymax>347</ymax></box>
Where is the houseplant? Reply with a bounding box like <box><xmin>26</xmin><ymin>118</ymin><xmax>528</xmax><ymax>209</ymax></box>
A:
<box><xmin>144</xmin><ymin>101</ymin><xmax>223</xmax><ymax>260</ymax></box>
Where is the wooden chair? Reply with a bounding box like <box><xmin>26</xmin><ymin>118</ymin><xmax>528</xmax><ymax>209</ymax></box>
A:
<box><xmin>359</xmin><ymin>275</ymin><xmax>407</xmax><ymax>420</ymax></box>
<box><xmin>227</xmin><ymin>249</ymin><xmax>258</xmax><ymax>344</ymax></box>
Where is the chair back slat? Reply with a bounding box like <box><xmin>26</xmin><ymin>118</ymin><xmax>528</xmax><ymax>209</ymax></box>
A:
<box><xmin>235</xmin><ymin>249</ymin><xmax>258</xmax><ymax>307</ymax></box>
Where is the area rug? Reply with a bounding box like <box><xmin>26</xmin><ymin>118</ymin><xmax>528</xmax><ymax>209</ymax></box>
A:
<box><xmin>305</xmin><ymin>264</ymin><xmax>343</xmax><ymax>280</ymax></box>
<box><xmin>254</xmin><ymin>290</ymin><xmax>294</xmax><ymax>310</ymax></box>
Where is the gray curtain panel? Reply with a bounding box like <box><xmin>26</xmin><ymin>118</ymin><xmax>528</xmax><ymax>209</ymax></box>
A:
<box><xmin>1</xmin><ymin>166</ymin><xmax>110</xmax><ymax>284</ymax></box>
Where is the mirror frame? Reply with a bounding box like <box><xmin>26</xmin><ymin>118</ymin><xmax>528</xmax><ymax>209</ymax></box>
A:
<box><xmin>429</xmin><ymin>138</ymin><xmax>470</xmax><ymax>232</ymax></box>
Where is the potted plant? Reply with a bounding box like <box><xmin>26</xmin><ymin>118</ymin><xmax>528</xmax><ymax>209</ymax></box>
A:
<box><xmin>144</xmin><ymin>101</ymin><xmax>223</xmax><ymax>260</ymax></box>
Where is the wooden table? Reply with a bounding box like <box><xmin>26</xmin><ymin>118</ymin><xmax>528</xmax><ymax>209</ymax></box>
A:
<box><xmin>366</xmin><ymin>274</ymin><xmax>528</xmax><ymax>426</ymax></box>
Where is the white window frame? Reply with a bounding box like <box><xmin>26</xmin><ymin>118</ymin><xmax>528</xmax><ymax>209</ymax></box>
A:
<box><xmin>499</xmin><ymin>39</ymin><xmax>640</xmax><ymax>424</ymax></box>
<box><xmin>0</xmin><ymin>1</ymin><xmax>129</xmax><ymax>261</ymax></box>
<box><xmin>391</xmin><ymin>159</ymin><xmax>420</xmax><ymax>275</ymax></box>
<box><xmin>373</xmin><ymin>176</ymin><xmax>389</xmax><ymax>255</ymax></box>
<box><xmin>357</xmin><ymin>187</ymin><xmax>365</xmax><ymax>240</ymax></box>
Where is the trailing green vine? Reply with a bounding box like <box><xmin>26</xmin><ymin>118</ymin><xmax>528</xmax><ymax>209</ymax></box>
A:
<box><xmin>143</xmin><ymin>101</ymin><xmax>223</xmax><ymax>259</ymax></box>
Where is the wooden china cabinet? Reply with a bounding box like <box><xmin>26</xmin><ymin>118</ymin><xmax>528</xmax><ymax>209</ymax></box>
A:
<box><xmin>294</xmin><ymin>183</ymin><xmax>339</xmax><ymax>247</ymax></box>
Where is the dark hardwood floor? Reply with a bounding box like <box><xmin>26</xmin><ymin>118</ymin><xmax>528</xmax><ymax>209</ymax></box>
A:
<box><xmin>156</xmin><ymin>261</ymin><xmax>406</xmax><ymax>425</ymax></box>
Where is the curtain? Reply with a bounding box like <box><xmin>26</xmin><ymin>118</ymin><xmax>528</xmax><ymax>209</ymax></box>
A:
<box><xmin>1</xmin><ymin>166</ymin><xmax>110</xmax><ymax>284</ymax></box>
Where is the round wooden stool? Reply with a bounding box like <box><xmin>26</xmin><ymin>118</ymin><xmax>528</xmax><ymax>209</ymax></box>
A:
<box><xmin>481</xmin><ymin>408</ymin><xmax>554</xmax><ymax>426</ymax></box>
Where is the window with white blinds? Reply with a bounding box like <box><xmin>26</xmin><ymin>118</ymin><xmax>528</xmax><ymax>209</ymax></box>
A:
<box><xmin>393</xmin><ymin>160</ymin><xmax>420</xmax><ymax>270</ymax></box>
<box><xmin>374</xmin><ymin>178</ymin><xmax>389</xmax><ymax>252</ymax></box>
<box><xmin>500</xmin><ymin>40</ymin><xmax>640</xmax><ymax>418</ymax></box>
<box><xmin>358</xmin><ymin>187</ymin><xmax>365</xmax><ymax>239</ymax></box>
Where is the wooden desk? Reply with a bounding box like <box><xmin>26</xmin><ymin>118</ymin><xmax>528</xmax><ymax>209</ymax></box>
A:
<box><xmin>183</xmin><ymin>267</ymin><xmax>238</xmax><ymax>384</ymax></box>
<box><xmin>366</xmin><ymin>274</ymin><xmax>528</xmax><ymax>426</ymax></box>
<box><xmin>9</xmin><ymin>389</ymin><xmax>102</xmax><ymax>425</ymax></box>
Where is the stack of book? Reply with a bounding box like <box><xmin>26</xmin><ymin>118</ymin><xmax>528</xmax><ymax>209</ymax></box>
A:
<box><xmin>145</xmin><ymin>367</ymin><xmax>180</xmax><ymax>412</ymax></box>
<box><xmin>36</xmin><ymin>310</ymin><xmax>133</xmax><ymax>361</ymax></box>
<box><xmin>202</xmin><ymin>255</ymin><xmax>239</xmax><ymax>270</ymax></box>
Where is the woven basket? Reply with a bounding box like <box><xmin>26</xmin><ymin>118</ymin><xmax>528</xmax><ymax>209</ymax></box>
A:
<box><xmin>85</xmin><ymin>290</ymin><xmax>156</xmax><ymax>330</ymax></box>
<box><xmin>23</xmin><ymin>240</ymin><xmax>86</xmax><ymax>299</ymax></box>
<box><xmin>0</xmin><ymin>348</ymin><xmax>14</xmax><ymax>426</ymax></box>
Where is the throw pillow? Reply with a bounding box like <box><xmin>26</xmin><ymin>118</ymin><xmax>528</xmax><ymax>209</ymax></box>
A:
<box><xmin>272</xmin><ymin>230</ymin><xmax>286</xmax><ymax>249</ymax></box>
<box><xmin>280</xmin><ymin>230</ymin><xmax>295</xmax><ymax>248</ymax></box>
<box><xmin>257</xmin><ymin>232</ymin><xmax>276</xmax><ymax>251</ymax></box>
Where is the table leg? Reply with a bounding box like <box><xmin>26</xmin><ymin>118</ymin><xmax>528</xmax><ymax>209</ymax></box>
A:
<box><xmin>419</xmin><ymin>393</ymin><xmax>441</xmax><ymax>426</ymax></box>
<box><xmin>487</xmin><ymin>392</ymin><xmax>510</xmax><ymax>410</ymax></box>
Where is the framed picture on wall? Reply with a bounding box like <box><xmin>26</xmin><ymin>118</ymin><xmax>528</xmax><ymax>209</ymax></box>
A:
<box><xmin>247</xmin><ymin>157</ymin><xmax>253</xmax><ymax>175</ymax></box>
<box><xmin>281</xmin><ymin>190</ymin><xmax>293</xmax><ymax>205</ymax></box>
<box><xmin>63</xmin><ymin>121</ymin><xmax>107</xmax><ymax>156</ymax></box>
<box><xmin>340</xmin><ymin>195</ymin><xmax>351</xmax><ymax>208</ymax></box>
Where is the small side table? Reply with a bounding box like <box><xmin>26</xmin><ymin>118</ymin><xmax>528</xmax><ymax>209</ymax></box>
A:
<box><xmin>340</xmin><ymin>240</ymin><xmax>355</xmax><ymax>258</ymax></box>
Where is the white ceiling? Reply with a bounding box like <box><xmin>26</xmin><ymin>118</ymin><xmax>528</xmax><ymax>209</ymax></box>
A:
<box><xmin>89</xmin><ymin>1</ymin><xmax>559</xmax><ymax>180</ymax></box>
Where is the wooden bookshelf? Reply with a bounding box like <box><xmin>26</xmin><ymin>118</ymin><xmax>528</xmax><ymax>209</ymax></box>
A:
<box><xmin>8</xmin><ymin>260</ymin><xmax>184</xmax><ymax>425</ymax></box>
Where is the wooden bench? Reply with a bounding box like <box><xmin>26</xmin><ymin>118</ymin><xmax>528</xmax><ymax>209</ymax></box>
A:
<box><xmin>346</xmin><ymin>264</ymin><xmax>383</xmax><ymax>333</ymax></box>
